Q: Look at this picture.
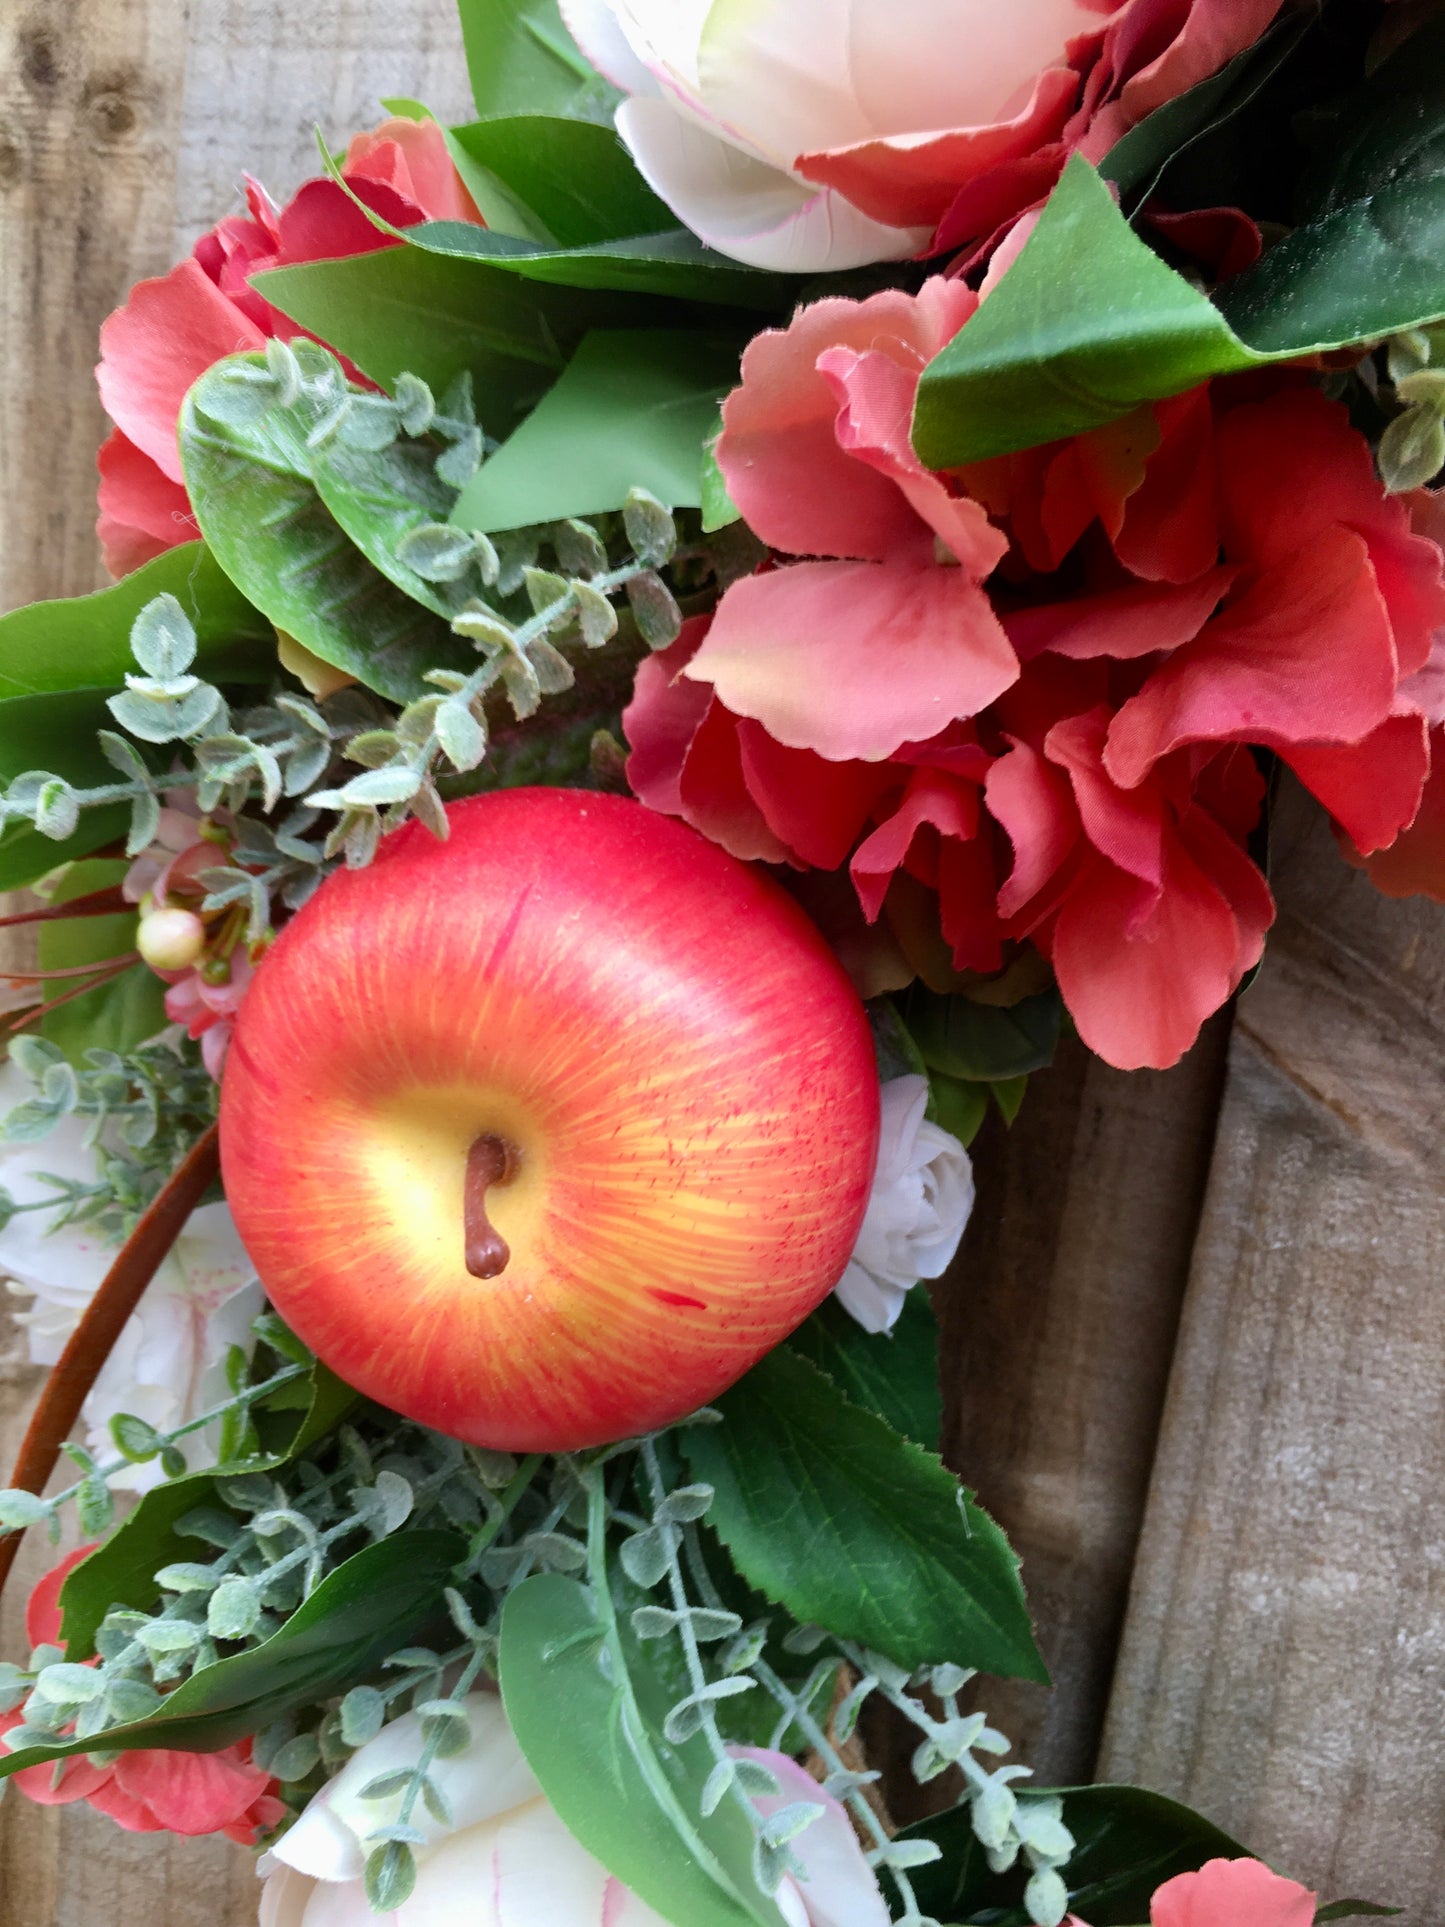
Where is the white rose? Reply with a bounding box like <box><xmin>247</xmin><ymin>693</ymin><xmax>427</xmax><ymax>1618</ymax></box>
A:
<box><xmin>560</xmin><ymin>0</ymin><xmax>1086</xmax><ymax>270</ymax></box>
<box><xmin>835</xmin><ymin>1074</ymin><xmax>974</xmax><ymax>1334</ymax></box>
<box><xmin>0</xmin><ymin>1060</ymin><xmax>260</xmax><ymax>1489</ymax></box>
<box><xmin>261</xmin><ymin>1693</ymin><xmax>890</xmax><ymax>1927</ymax></box>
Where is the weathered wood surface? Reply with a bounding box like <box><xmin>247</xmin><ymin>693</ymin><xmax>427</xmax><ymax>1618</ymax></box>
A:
<box><xmin>0</xmin><ymin>4</ymin><xmax>470</xmax><ymax>1920</ymax></box>
<box><xmin>1100</xmin><ymin>782</ymin><xmax>1445</xmax><ymax>1919</ymax></box>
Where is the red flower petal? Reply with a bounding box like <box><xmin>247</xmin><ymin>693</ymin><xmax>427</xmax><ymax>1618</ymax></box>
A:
<box><xmin>1150</xmin><ymin>1856</ymin><xmax>1316</xmax><ymax>1927</ymax></box>
<box><xmin>1004</xmin><ymin>568</ymin><xmax>1235</xmax><ymax>664</ymax></box>
<box><xmin>96</xmin><ymin>430</ymin><xmax>197</xmax><ymax>577</ymax></box>
<box><xmin>622</xmin><ymin>621</ymin><xmax>713</xmax><ymax>819</ymax></box>
<box><xmin>111</xmin><ymin>1744</ymin><xmax>276</xmax><ymax>1836</ymax></box>
<box><xmin>1286</xmin><ymin>713</ymin><xmax>1432</xmax><ymax>856</ymax></box>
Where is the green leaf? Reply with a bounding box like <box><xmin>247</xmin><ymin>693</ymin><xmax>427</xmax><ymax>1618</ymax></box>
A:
<box><xmin>453</xmin><ymin>330</ymin><xmax>740</xmax><ymax>534</ymax></box>
<box><xmin>397</xmin><ymin>222</ymin><xmax>795</xmax><ymax>310</ymax></box>
<box><xmin>0</xmin><ymin>541</ymin><xmax>270</xmax><ymax>703</ymax></box>
<box><xmin>900</xmin><ymin>985</ymin><xmax>1062</xmax><ymax>1083</ymax></box>
<box><xmin>448</xmin><ymin>116</ymin><xmax>670</xmax><ymax>249</ymax></box>
<box><xmin>457</xmin><ymin>0</ymin><xmax>613</xmax><ymax>120</ymax></box>
<box><xmin>912</xmin><ymin>157</ymin><xmax>1267</xmax><ymax>468</ymax></box>
<box><xmin>499</xmin><ymin>1573</ymin><xmax>787</xmax><ymax>1927</ymax></box>
<box><xmin>58</xmin><ymin>1360</ymin><xmax>356</xmax><ymax>1657</ymax></box>
<box><xmin>1100</xmin><ymin>9</ymin><xmax>1310</xmax><ymax>201</ymax></box>
<box><xmin>38</xmin><ymin>859</ymin><xmax>165</xmax><ymax>1061</ymax></box>
<box><xmin>0</xmin><ymin>693</ymin><xmax>131</xmax><ymax>890</ymax></box>
<box><xmin>699</xmin><ymin>412</ymin><xmax>741</xmax><ymax>533</ymax></box>
<box><xmin>1314</xmin><ymin>1905</ymin><xmax>1402</xmax><ymax>1922</ymax></box>
<box><xmin>680</xmin><ymin>1350</ymin><xmax>1044</xmax><ymax>1681</ymax></box>
<box><xmin>179</xmin><ymin>360</ymin><xmax>474</xmax><ymax>703</ymax></box>
<box><xmin>5</xmin><ymin>1529</ymin><xmax>463</xmax><ymax>1775</ymax></box>
<box><xmin>786</xmin><ymin>1291</ymin><xmax>941</xmax><ymax>1451</ymax></box>
<box><xmin>308</xmin><ymin>439</ymin><xmax>472</xmax><ymax>619</ymax></box>
<box><xmin>1218</xmin><ymin>15</ymin><xmax>1445</xmax><ymax>353</ymax></box>
<box><xmin>253</xmin><ymin>246</ymin><xmax>664</xmax><ymax>426</ymax></box>
<box><xmin>903</xmin><ymin>1783</ymin><xmax>1248</xmax><ymax>1925</ymax></box>
<box><xmin>927</xmin><ymin>1073</ymin><xmax>989</xmax><ymax>1148</ymax></box>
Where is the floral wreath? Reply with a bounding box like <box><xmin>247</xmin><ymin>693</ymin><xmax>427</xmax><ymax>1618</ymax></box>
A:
<box><xmin>0</xmin><ymin>3</ymin><xmax>1433</xmax><ymax>1925</ymax></box>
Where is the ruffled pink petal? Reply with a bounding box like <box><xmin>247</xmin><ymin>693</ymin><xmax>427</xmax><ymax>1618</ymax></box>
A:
<box><xmin>623</xmin><ymin>620</ymin><xmax>713</xmax><ymax>818</ymax></box>
<box><xmin>85</xmin><ymin>1773</ymin><xmax>168</xmax><ymax>1833</ymax></box>
<box><xmin>111</xmin><ymin>1744</ymin><xmax>276</xmax><ymax>1836</ymax></box>
<box><xmin>736</xmin><ymin>720</ymin><xmax>894</xmax><ymax>869</ymax></box>
<box><xmin>986</xmin><ymin>737</ymin><xmax>1080</xmax><ymax>923</ymax></box>
<box><xmin>851</xmin><ymin>768</ymin><xmax>981</xmax><ymax>921</ymax></box>
<box><xmin>1082</xmin><ymin>1</ymin><xmax>1288</xmax><ymax>157</ymax></box>
<box><xmin>1113</xmin><ymin>387</ymin><xmax>1220</xmax><ymax>585</ymax></box>
<box><xmin>1360</xmin><ymin>731</ymin><xmax>1445</xmax><ymax>901</ymax></box>
<box><xmin>816</xmin><ymin>342</ymin><xmax>1008</xmax><ymax>575</ymax></box>
<box><xmin>4</xmin><ymin>1721</ymin><xmax>114</xmax><ymax>1809</ymax></box>
<box><xmin>97</xmin><ymin>430</ymin><xmax>197</xmax><ymax>578</ymax></box>
<box><xmin>1047</xmin><ymin>706</ymin><xmax>1165</xmax><ymax>890</ymax></box>
<box><xmin>1285</xmin><ymin>714</ymin><xmax>1432</xmax><ymax>857</ymax></box>
<box><xmin>1004</xmin><ymin>568</ymin><xmax>1235</xmax><ymax>664</ymax></box>
<box><xmin>1150</xmin><ymin>1856</ymin><xmax>1316</xmax><ymax>1927</ymax></box>
<box><xmin>344</xmin><ymin>118</ymin><xmax>484</xmax><ymax>226</ymax></box>
<box><xmin>730</xmin><ymin>1747</ymin><xmax>890</xmax><ymax>1927</ymax></box>
<box><xmin>717</xmin><ymin>280</ymin><xmax>979</xmax><ymax>562</ymax></box>
<box><xmin>271</xmin><ymin>176</ymin><xmax>421</xmax><ymax>269</ymax></box>
<box><xmin>1105</xmin><ymin>529</ymin><xmax>1401</xmax><ymax>787</ymax></box>
<box><xmin>793</xmin><ymin>65</ymin><xmax>1078</xmax><ymax>229</ymax></box>
<box><xmin>27</xmin><ymin>1543</ymin><xmax>99</xmax><ymax>1647</ymax></box>
<box><xmin>677</xmin><ymin>699</ymin><xmax>791</xmax><ymax>863</ymax></box>
<box><xmin>1050</xmin><ymin>839</ymin><xmax>1248</xmax><ymax>1071</ymax></box>
<box><xmin>96</xmin><ymin>258</ymin><xmax>268</xmax><ymax>482</ymax></box>
<box><xmin>688</xmin><ymin>558</ymin><xmax>1017</xmax><ymax>761</ymax></box>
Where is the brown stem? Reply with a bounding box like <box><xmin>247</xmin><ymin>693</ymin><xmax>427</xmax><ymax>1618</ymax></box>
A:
<box><xmin>0</xmin><ymin>1123</ymin><xmax>221</xmax><ymax>1604</ymax></box>
<box><xmin>2</xmin><ymin>952</ymin><xmax>141</xmax><ymax>981</ymax></box>
<box><xmin>464</xmin><ymin>1133</ymin><xmax>519</xmax><ymax>1280</ymax></box>
<box><xmin>0</xmin><ymin>887</ymin><xmax>129</xmax><ymax>929</ymax></box>
<box><xmin>8</xmin><ymin>959</ymin><xmax>140</xmax><ymax>1033</ymax></box>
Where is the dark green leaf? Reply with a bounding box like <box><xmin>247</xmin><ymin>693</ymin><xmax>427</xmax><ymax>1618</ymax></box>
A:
<box><xmin>454</xmin><ymin>330</ymin><xmax>740</xmax><ymax>533</ymax></box>
<box><xmin>901</xmin><ymin>985</ymin><xmax>1062</xmax><ymax>1083</ymax></box>
<box><xmin>457</xmin><ymin>0</ymin><xmax>614</xmax><ymax>120</ymax></box>
<box><xmin>700</xmin><ymin>411</ymin><xmax>740</xmax><ymax>533</ymax></box>
<box><xmin>58</xmin><ymin>1361</ymin><xmax>356</xmax><ymax>1657</ymax></box>
<box><xmin>1100</xmin><ymin>10</ymin><xmax>1311</xmax><ymax>201</ymax></box>
<box><xmin>449</xmin><ymin>116</ymin><xmax>670</xmax><ymax>249</ymax></box>
<box><xmin>308</xmin><ymin>439</ymin><xmax>471</xmax><ymax>619</ymax></box>
<box><xmin>1218</xmin><ymin>16</ymin><xmax>1445</xmax><ymax>353</ymax></box>
<box><xmin>680</xmin><ymin>1350</ymin><xmax>1044</xmax><ymax>1681</ymax></box>
<box><xmin>9</xmin><ymin>1529</ymin><xmax>462</xmax><ymax>1775</ymax></box>
<box><xmin>903</xmin><ymin>1783</ymin><xmax>1249</xmax><ymax>1925</ymax></box>
<box><xmin>179</xmin><ymin>361</ymin><xmax>474</xmax><ymax>702</ymax></box>
<box><xmin>927</xmin><ymin>1073</ymin><xmax>989</xmax><ymax>1148</ymax></box>
<box><xmin>786</xmin><ymin>1291</ymin><xmax>941</xmax><ymax>1451</ymax></box>
<box><xmin>499</xmin><ymin>1573</ymin><xmax>787</xmax><ymax>1927</ymax></box>
<box><xmin>39</xmin><ymin>859</ymin><xmax>165</xmax><ymax>1061</ymax></box>
<box><xmin>1315</xmin><ymin>1906</ymin><xmax>1402</xmax><ymax>1922</ymax></box>
<box><xmin>0</xmin><ymin>692</ymin><xmax>135</xmax><ymax>890</ymax></box>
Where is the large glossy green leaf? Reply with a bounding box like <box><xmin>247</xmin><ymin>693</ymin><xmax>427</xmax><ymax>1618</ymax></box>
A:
<box><xmin>253</xmin><ymin>246</ymin><xmax>665</xmax><ymax>424</ymax></box>
<box><xmin>8</xmin><ymin>1528</ymin><xmax>462</xmax><ymax>1775</ymax></box>
<box><xmin>454</xmin><ymin>330</ymin><xmax>740</xmax><ymax>532</ymax></box>
<box><xmin>400</xmin><ymin>222</ymin><xmax>796</xmax><ymax>310</ymax></box>
<box><xmin>60</xmin><ymin>1361</ymin><xmax>357</xmax><ymax>1656</ymax></box>
<box><xmin>39</xmin><ymin>858</ymin><xmax>165</xmax><ymax>1061</ymax></box>
<box><xmin>786</xmin><ymin>1291</ymin><xmax>941</xmax><ymax>1451</ymax></box>
<box><xmin>1218</xmin><ymin>15</ymin><xmax>1445</xmax><ymax>352</ymax></box>
<box><xmin>903</xmin><ymin>1783</ymin><xmax>1248</xmax><ymax>1925</ymax></box>
<box><xmin>0</xmin><ymin>542</ymin><xmax>271</xmax><ymax>703</ymax></box>
<box><xmin>308</xmin><ymin>438</ymin><xmax>469</xmax><ymax>620</ymax></box>
<box><xmin>179</xmin><ymin>361</ymin><xmax>474</xmax><ymax>702</ymax></box>
<box><xmin>449</xmin><ymin>116</ymin><xmax>671</xmax><ymax>249</ymax></box>
<box><xmin>912</xmin><ymin>158</ymin><xmax>1265</xmax><ymax>468</ymax></box>
<box><xmin>500</xmin><ymin>1574</ymin><xmax>788</xmax><ymax>1927</ymax></box>
<box><xmin>457</xmin><ymin>0</ymin><xmax>615</xmax><ymax>121</ymax></box>
<box><xmin>680</xmin><ymin>1350</ymin><xmax>1045</xmax><ymax>1681</ymax></box>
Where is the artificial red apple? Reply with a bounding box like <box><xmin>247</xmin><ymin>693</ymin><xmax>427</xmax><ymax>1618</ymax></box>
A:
<box><xmin>219</xmin><ymin>788</ymin><xmax>879</xmax><ymax>1451</ymax></box>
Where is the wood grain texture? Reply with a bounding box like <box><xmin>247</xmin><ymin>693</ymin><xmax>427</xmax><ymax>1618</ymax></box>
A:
<box><xmin>938</xmin><ymin>1019</ymin><xmax>1230</xmax><ymax>1787</ymax></box>
<box><xmin>1099</xmin><ymin>781</ymin><xmax>1445</xmax><ymax>1917</ymax></box>
<box><xmin>0</xmin><ymin>3</ymin><xmax>469</xmax><ymax>1919</ymax></box>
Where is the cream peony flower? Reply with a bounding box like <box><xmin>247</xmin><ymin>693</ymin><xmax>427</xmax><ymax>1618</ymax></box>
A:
<box><xmin>835</xmin><ymin>1074</ymin><xmax>974</xmax><ymax>1334</ymax></box>
<box><xmin>0</xmin><ymin>1060</ymin><xmax>260</xmax><ymax>1489</ymax></box>
<box><xmin>261</xmin><ymin>1693</ymin><xmax>890</xmax><ymax>1927</ymax></box>
<box><xmin>560</xmin><ymin>0</ymin><xmax>1087</xmax><ymax>270</ymax></box>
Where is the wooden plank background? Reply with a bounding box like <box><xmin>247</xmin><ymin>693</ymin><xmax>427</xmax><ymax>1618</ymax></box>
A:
<box><xmin>2</xmin><ymin>3</ymin><xmax>1444</xmax><ymax>1922</ymax></box>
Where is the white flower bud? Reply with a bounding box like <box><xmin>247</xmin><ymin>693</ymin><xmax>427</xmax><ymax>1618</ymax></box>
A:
<box><xmin>137</xmin><ymin>906</ymin><xmax>206</xmax><ymax>971</ymax></box>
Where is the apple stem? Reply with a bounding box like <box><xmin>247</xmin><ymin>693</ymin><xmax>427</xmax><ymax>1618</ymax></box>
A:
<box><xmin>464</xmin><ymin>1132</ymin><xmax>518</xmax><ymax>1279</ymax></box>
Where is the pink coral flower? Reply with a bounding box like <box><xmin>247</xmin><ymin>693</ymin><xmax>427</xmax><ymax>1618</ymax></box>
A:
<box><xmin>1</xmin><ymin>1546</ymin><xmax>283</xmax><ymax>1845</ymax></box>
<box><xmin>690</xmin><ymin>281</ymin><xmax>1016</xmax><ymax>762</ymax></box>
<box><xmin>1149</xmin><ymin>1857</ymin><xmax>1317</xmax><ymax>1927</ymax></box>
<box><xmin>96</xmin><ymin>117</ymin><xmax>483</xmax><ymax>577</ymax></box>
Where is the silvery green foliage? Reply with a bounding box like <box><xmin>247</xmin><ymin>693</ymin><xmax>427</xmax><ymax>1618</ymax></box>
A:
<box><xmin>1381</xmin><ymin>325</ymin><xmax>1445</xmax><ymax>493</ymax></box>
<box><xmin>0</xmin><ymin>1033</ymin><xmax>218</xmax><ymax>1242</ymax></box>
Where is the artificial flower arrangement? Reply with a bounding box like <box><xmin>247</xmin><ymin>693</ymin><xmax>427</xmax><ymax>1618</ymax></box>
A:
<box><xmin>0</xmin><ymin>0</ymin><xmax>1438</xmax><ymax>1922</ymax></box>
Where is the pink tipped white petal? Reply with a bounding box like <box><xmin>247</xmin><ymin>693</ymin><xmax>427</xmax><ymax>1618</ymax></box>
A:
<box><xmin>617</xmin><ymin>97</ymin><xmax>925</xmax><ymax>269</ymax></box>
<box><xmin>558</xmin><ymin>0</ymin><xmax>660</xmax><ymax>95</ymax></box>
